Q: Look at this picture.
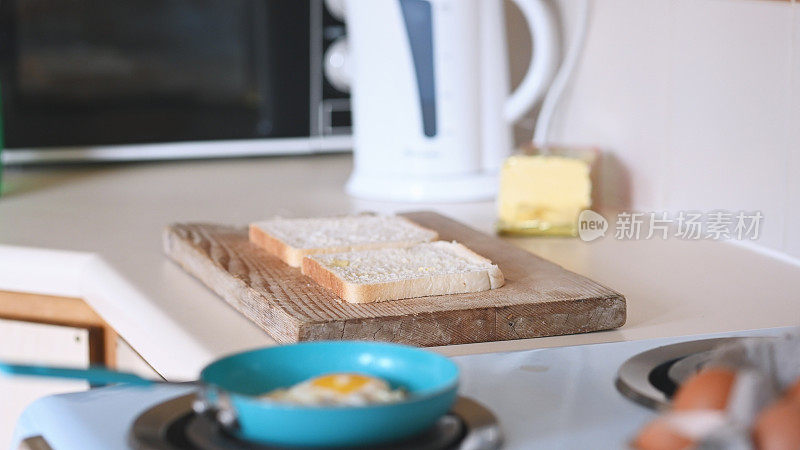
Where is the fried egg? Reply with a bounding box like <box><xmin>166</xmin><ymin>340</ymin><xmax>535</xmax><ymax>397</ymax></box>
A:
<box><xmin>261</xmin><ymin>373</ymin><xmax>407</xmax><ymax>406</ymax></box>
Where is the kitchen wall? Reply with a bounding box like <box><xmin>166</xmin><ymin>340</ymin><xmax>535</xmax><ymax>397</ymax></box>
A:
<box><xmin>507</xmin><ymin>0</ymin><xmax>799</xmax><ymax>259</ymax></box>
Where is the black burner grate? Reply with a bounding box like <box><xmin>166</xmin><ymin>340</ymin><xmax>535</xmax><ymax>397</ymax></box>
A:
<box><xmin>130</xmin><ymin>394</ymin><xmax>500</xmax><ymax>450</ymax></box>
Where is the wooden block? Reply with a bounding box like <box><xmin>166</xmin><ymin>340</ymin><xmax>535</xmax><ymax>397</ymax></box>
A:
<box><xmin>162</xmin><ymin>212</ymin><xmax>626</xmax><ymax>346</ymax></box>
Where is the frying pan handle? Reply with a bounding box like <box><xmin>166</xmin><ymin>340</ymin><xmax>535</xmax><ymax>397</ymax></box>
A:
<box><xmin>0</xmin><ymin>361</ymin><xmax>154</xmax><ymax>386</ymax></box>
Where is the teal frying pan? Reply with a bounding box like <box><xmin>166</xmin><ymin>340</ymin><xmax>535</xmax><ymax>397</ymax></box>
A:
<box><xmin>0</xmin><ymin>341</ymin><xmax>459</xmax><ymax>447</ymax></box>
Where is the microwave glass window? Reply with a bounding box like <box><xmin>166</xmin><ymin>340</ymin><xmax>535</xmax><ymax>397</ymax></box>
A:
<box><xmin>0</xmin><ymin>0</ymin><xmax>311</xmax><ymax>148</ymax></box>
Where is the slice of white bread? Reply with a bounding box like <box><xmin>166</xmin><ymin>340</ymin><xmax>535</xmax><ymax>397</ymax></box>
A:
<box><xmin>301</xmin><ymin>241</ymin><xmax>504</xmax><ymax>303</ymax></box>
<box><xmin>249</xmin><ymin>215</ymin><xmax>438</xmax><ymax>267</ymax></box>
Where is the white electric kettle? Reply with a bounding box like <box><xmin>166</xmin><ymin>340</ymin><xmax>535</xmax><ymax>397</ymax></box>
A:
<box><xmin>342</xmin><ymin>0</ymin><xmax>559</xmax><ymax>202</ymax></box>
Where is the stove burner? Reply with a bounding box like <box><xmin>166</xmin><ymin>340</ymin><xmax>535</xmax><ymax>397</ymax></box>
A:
<box><xmin>615</xmin><ymin>337</ymin><xmax>770</xmax><ymax>410</ymax></box>
<box><xmin>130</xmin><ymin>394</ymin><xmax>501</xmax><ymax>450</ymax></box>
<box><xmin>185</xmin><ymin>411</ymin><xmax>463</xmax><ymax>450</ymax></box>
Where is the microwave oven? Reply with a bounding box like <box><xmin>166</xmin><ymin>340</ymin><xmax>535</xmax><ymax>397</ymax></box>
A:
<box><xmin>0</xmin><ymin>0</ymin><xmax>351</xmax><ymax>164</ymax></box>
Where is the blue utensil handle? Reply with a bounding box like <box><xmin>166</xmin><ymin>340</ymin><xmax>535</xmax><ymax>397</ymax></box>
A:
<box><xmin>0</xmin><ymin>361</ymin><xmax>155</xmax><ymax>386</ymax></box>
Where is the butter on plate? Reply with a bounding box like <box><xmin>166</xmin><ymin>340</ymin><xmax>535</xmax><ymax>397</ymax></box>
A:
<box><xmin>497</xmin><ymin>149</ymin><xmax>595</xmax><ymax>236</ymax></box>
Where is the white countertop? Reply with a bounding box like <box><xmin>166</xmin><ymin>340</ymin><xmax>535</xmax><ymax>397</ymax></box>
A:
<box><xmin>1</xmin><ymin>154</ymin><xmax>799</xmax><ymax>380</ymax></box>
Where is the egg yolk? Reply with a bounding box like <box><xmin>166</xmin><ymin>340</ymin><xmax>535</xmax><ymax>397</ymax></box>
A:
<box><xmin>310</xmin><ymin>373</ymin><xmax>375</xmax><ymax>394</ymax></box>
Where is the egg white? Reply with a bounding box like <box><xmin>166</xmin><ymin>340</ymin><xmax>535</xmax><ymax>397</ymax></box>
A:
<box><xmin>262</xmin><ymin>373</ymin><xmax>407</xmax><ymax>406</ymax></box>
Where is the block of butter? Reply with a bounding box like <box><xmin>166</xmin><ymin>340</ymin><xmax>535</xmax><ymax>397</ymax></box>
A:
<box><xmin>497</xmin><ymin>152</ymin><xmax>593</xmax><ymax>236</ymax></box>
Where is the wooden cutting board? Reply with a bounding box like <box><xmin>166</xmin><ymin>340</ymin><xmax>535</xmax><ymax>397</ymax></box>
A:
<box><xmin>163</xmin><ymin>211</ymin><xmax>626</xmax><ymax>346</ymax></box>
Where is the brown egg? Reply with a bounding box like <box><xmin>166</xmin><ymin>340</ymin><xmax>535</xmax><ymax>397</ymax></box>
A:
<box><xmin>785</xmin><ymin>377</ymin><xmax>800</xmax><ymax>404</ymax></box>
<box><xmin>753</xmin><ymin>399</ymin><xmax>800</xmax><ymax>450</ymax></box>
<box><xmin>632</xmin><ymin>411</ymin><xmax>728</xmax><ymax>450</ymax></box>
<box><xmin>672</xmin><ymin>368</ymin><xmax>737</xmax><ymax>411</ymax></box>
<box><xmin>632</xmin><ymin>418</ymin><xmax>695</xmax><ymax>450</ymax></box>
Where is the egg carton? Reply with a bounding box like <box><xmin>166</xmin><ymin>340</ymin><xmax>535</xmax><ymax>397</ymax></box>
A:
<box><xmin>647</xmin><ymin>333</ymin><xmax>800</xmax><ymax>449</ymax></box>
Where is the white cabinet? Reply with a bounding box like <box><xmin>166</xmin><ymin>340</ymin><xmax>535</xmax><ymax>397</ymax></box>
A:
<box><xmin>0</xmin><ymin>319</ymin><xmax>88</xmax><ymax>448</ymax></box>
<box><xmin>0</xmin><ymin>290</ymin><xmax>162</xmax><ymax>448</ymax></box>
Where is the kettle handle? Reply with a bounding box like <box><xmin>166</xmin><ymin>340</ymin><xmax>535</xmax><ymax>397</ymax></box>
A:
<box><xmin>504</xmin><ymin>0</ymin><xmax>559</xmax><ymax>122</ymax></box>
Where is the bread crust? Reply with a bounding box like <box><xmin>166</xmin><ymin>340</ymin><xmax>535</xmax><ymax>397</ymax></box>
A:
<box><xmin>249</xmin><ymin>224</ymin><xmax>305</xmax><ymax>267</ymax></box>
<box><xmin>431</xmin><ymin>241</ymin><xmax>505</xmax><ymax>289</ymax></box>
<box><xmin>249</xmin><ymin>216</ymin><xmax>439</xmax><ymax>268</ymax></box>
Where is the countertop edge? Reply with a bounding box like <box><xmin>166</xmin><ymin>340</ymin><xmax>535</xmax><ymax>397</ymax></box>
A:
<box><xmin>0</xmin><ymin>244</ymin><xmax>215</xmax><ymax>380</ymax></box>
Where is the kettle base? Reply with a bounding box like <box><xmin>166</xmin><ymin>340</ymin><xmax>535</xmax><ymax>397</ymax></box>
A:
<box><xmin>346</xmin><ymin>171</ymin><xmax>498</xmax><ymax>203</ymax></box>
